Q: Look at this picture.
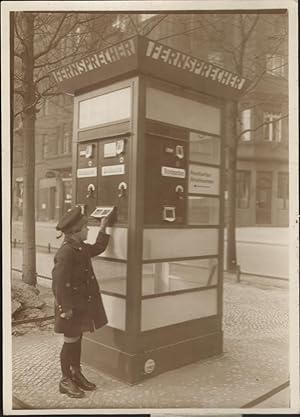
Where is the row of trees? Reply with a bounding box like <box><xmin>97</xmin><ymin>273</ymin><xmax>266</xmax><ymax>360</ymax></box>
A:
<box><xmin>13</xmin><ymin>12</ymin><xmax>288</xmax><ymax>285</ymax></box>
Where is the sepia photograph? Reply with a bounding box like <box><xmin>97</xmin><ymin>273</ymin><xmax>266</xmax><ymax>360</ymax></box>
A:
<box><xmin>1</xmin><ymin>0</ymin><xmax>299</xmax><ymax>415</ymax></box>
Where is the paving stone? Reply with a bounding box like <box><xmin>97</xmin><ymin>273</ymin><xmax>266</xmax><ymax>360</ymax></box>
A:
<box><xmin>11</xmin><ymin>280</ymin><xmax>289</xmax><ymax>410</ymax></box>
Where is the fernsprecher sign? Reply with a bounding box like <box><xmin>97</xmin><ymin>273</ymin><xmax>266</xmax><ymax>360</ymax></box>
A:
<box><xmin>52</xmin><ymin>39</ymin><xmax>136</xmax><ymax>84</ymax></box>
<box><xmin>52</xmin><ymin>36</ymin><xmax>248</xmax><ymax>99</ymax></box>
<box><xmin>145</xmin><ymin>40</ymin><xmax>246</xmax><ymax>91</ymax></box>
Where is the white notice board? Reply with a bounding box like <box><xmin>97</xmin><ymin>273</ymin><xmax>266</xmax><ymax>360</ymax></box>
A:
<box><xmin>188</xmin><ymin>164</ymin><xmax>219</xmax><ymax>195</ymax></box>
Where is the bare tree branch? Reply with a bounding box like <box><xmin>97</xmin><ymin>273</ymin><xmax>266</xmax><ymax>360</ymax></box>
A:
<box><xmin>238</xmin><ymin>114</ymin><xmax>288</xmax><ymax>140</ymax></box>
<box><xmin>33</xmin><ymin>14</ymin><xmax>68</xmax><ymax>60</ymax></box>
<box><xmin>128</xmin><ymin>14</ymin><xmax>140</xmax><ymax>34</ymax></box>
<box><xmin>143</xmin><ymin>14</ymin><xmax>169</xmax><ymax>37</ymax></box>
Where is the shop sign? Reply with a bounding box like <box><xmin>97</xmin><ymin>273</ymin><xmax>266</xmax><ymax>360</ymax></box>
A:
<box><xmin>77</xmin><ymin>167</ymin><xmax>97</xmax><ymax>178</ymax></box>
<box><xmin>189</xmin><ymin>165</ymin><xmax>219</xmax><ymax>195</ymax></box>
<box><xmin>102</xmin><ymin>164</ymin><xmax>125</xmax><ymax>176</ymax></box>
<box><xmin>161</xmin><ymin>166</ymin><xmax>186</xmax><ymax>179</ymax></box>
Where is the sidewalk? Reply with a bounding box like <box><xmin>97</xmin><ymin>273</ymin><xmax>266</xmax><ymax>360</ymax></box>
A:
<box><xmin>11</xmin><ymin>222</ymin><xmax>290</xmax><ymax>278</ymax></box>
<box><xmin>10</xmin><ymin>276</ymin><xmax>289</xmax><ymax>410</ymax></box>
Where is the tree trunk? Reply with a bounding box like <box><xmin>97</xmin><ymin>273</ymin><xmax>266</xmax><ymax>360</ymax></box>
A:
<box><xmin>225</xmin><ymin>100</ymin><xmax>239</xmax><ymax>273</ymax></box>
<box><xmin>21</xmin><ymin>13</ymin><xmax>37</xmax><ymax>286</ymax></box>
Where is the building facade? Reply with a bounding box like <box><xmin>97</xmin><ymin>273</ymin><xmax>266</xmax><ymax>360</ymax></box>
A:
<box><xmin>12</xmin><ymin>12</ymin><xmax>289</xmax><ymax>227</ymax></box>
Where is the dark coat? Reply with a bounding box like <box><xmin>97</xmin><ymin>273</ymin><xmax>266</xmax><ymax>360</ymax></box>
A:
<box><xmin>52</xmin><ymin>231</ymin><xmax>109</xmax><ymax>336</ymax></box>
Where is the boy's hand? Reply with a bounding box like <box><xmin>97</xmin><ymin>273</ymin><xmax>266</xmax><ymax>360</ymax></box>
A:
<box><xmin>60</xmin><ymin>309</ymin><xmax>73</xmax><ymax>320</ymax></box>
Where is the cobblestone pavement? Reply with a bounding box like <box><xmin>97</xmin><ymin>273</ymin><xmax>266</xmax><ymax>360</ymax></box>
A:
<box><xmin>10</xmin><ymin>278</ymin><xmax>290</xmax><ymax>411</ymax></box>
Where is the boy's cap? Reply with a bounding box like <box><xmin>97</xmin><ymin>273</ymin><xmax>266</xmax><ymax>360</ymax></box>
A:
<box><xmin>56</xmin><ymin>206</ymin><xmax>87</xmax><ymax>233</ymax></box>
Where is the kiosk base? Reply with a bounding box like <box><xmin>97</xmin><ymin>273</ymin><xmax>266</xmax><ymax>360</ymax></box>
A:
<box><xmin>82</xmin><ymin>319</ymin><xmax>223</xmax><ymax>385</ymax></box>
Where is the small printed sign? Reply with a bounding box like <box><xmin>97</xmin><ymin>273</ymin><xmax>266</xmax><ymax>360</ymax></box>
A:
<box><xmin>77</xmin><ymin>167</ymin><xmax>97</xmax><ymax>178</ymax></box>
<box><xmin>189</xmin><ymin>164</ymin><xmax>219</xmax><ymax>195</ymax></box>
<box><xmin>164</xmin><ymin>146</ymin><xmax>174</xmax><ymax>154</ymax></box>
<box><xmin>161</xmin><ymin>166</ymin><xmax>186</xmax><ymax>179</ymax></box>
<box><xmin>104</xmin><ymin>142</ymin><xmax>117</xmax><ymax>158</ymax></box>
<box><xmin>102</xmin><ymin>164</ymin><xmax>125</xmax><ymax>176</ymax></box>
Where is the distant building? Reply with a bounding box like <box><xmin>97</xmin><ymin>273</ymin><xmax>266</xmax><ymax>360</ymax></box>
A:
<box><xmin>12</xmin><ymin>12</ymin><xmax>288</xmax><ymax>226</ymax></box>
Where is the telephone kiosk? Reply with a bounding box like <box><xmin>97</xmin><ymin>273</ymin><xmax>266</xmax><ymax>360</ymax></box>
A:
<box><xmin>53</xmin><ymin>35</ymin><xmax>248</xmax><ymax>384</ymax></box>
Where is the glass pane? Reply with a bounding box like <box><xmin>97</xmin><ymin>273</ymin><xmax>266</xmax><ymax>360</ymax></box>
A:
<box><xmin>188</xmin><ymin>196</ymin><xmax>219</xmax><ymax>225</ymax></box>
<box><xmin>189</xmin><ymin>132</ymin><xmax>220</xmax><ymax>164</ymax></box>
<box><xmin>143</xmin><ymin>228</ymin><xmax>219</xmax><ymax>260</ymax></box>
<box><xmin>146</xmin><ymin>87</ymin><xmax>221</xmax><ymax>135</ymax></box>
<box><xmin>142</xmin><ymin>258</ymin><xmax>218</xmax><ymax>296</ymax></box>
<box><xmin>92</xmin><ymin>258</ymin><xmax>127</xmax><ymax>295</ymax></box>
<box><xmin>141</xmin><ymin>288</ymin><xmax>218</xmax><ymax>330</ymax></box>
<box><xmin>79</xmin><ymin>87</ymin><xmax>131</xmax><ymax>129</ymax></box>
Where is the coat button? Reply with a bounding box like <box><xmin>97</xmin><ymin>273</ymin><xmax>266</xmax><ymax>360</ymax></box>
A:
<box><xmin>85</xmin><ymin>269</ymin><xmax>88</xmax><ymax>272</ymax></box>
<box><xmin>91</xmin><ymin>275</ymin><xmax>95</xmax><ymax>280</ymax></box>
<box><xmin>65</xmin><ymin>282</ymin><xmax>71</xmax><ymax>288</ymax></box>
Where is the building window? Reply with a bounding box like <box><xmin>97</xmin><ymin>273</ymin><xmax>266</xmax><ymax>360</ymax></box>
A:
<box><xmin>266</xmin><ymin>54</ymin><xmax>285</xmax><ymax>77</ymax></box>
<box><xmin>278</xmin><ymin>172</ymin><xmax>289</xmax><ymax>209</ymax></box>
<box><xmin>208</xmin><ymin>51</ymin><xmax>224</xmax><ymax>67</ymax></box>
<box><xmin>240</xmin><ymin>109</ymin><xmax>251</xmax><ymax>141</ymax></box>
<box><xmin>263</xmin><ymin>112</ymin><xmax>282</xmax><ymax>142</ymax></box>
<box><xmin>43</xmin><ymin>134</ymin><xmax>59</xmax><ymax>158</ymax></box>
<box><xmin>236</xmin><ymin>171</ymin><xmax>251</xmax><ymax>209</ymax></box>
<box><xmin>42</xmin><ymin>99</ymin><xmax>49</xmax><ymax>116</ymax></box>
<box><xmin>42</xmin><ymin>134</ymin><xmax>48</xmax><ymax>158</ymax></box>
<box><xmin>61</xmin><ymin>123</ymin><xmax>72</xmax><ymax>155</ymax></box>
<box><xmin>63</xmin><ymin>178</ymin><xmax>72</xmax><ymax>212</ymax></box>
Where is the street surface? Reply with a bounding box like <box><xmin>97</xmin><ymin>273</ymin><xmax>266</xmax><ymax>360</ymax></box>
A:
<box><xmin>11</xmin><ymin>273</ymin><xmax>289</xmax><ymax>409</ymax></box>
<box><xmin>9</xmin><ymin>223</ymin><xmax>291</xmax><ymax>409</ymax></box>
<box><xmin>12</xmin><ymin>222</ymin><xmax>290</xmax><ymax>278</ymax></box>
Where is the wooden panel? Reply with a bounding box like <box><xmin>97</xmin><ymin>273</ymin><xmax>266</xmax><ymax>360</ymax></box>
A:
<box><xmin>82</xmin><ymin>330</ymin><xmax>223</xmax><ymax>384</ymax></box>
<box><xmin>78</xmin><ymin>121</ymin><xmax>130</xmax><ymax>142</ymax></box>
<box><xmin>139</xmin><ymin>316</ymin><xmax>221</xmax><ymax>351</ymax></box>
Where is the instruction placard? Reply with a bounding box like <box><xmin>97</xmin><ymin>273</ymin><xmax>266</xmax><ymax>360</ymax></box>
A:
<box><xmin>189</xmin><ymin>165</ymin><xmax>219</xmax><ymax>195</ymax></box>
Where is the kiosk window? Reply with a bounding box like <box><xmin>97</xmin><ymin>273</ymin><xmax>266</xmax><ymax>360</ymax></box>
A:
<box><xmin>142</xmin><ymin>258</ymin><xmax>218</xmax><ymax>296</ymax></box>
<box><xmin>79</xmin><ymin>87</ymin><xmax>131</xmax><ymax>129</ymax></box>
<box><xmin>91</xmin><ymin>258</ymin><xmax>127</xmax><ymax>296</ymax></box>
<box><xmin>188</xmin><ymin>196</ymin><xmax>219</xmax><ymax>225</ymax></box>
<box><xmin>189</xmin><ymin>132</ymin><xmax>221</xmax><ymax>165</ymax></box>
<box><xmin>146</xmin><ymin>87</ymin><xmax>221</xmax><ymax>135</ymax></box>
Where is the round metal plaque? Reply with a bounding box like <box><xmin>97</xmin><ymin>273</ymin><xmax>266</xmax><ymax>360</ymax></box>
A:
<box><xmin>144</xmin><ymin>358</ymin><xmax>155</xmax><ymax>374</ymax></box>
